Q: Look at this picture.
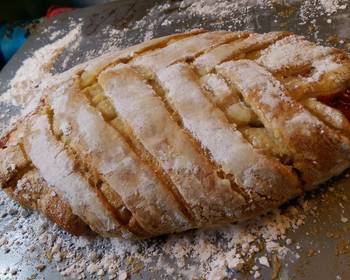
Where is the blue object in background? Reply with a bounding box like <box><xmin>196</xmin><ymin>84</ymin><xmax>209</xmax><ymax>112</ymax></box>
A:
<box><xmin>0</xmin><ymin>24</ymin><xmax>27</xmax><ymax>64</ymax></box>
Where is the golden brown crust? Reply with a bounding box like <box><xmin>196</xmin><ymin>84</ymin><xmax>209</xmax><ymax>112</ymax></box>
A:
<box><xmin>1</xmin><ymin>130</ymin><xmax>89</xmax><ymax>236</ymax></box>
<box><xmin>47</xmin><ymin>79</ymin><xmax>192</xmax><ymax>236</ymax></box>
<box><xmin>2</xmin><ymin>30</ymin><xmax>350</xmax><ymax>238</ymax></box>
<box><xmin>217</xmin><ymin>59</ymin><xmax>350</xmax><ymax>189</ymax></box>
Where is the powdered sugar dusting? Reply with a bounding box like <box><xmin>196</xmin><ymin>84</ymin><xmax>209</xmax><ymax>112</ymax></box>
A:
<box><xmin>1</xmin><ymin>0</ymin><xmax>350</xmax><ymax>279</ymax></box>
<box><xmin>257</xmin><ymin>35</ymin><xmax>332</xmax><ymax>72</ymax></box>
<box><xmin>320</xmin><ymin>0</ymin><xmax>347</xmax><ymax>14</ymax></box>
<box><xmin>2</xmin><ymin>24</ymin><xmax>82</xmax><ymax>108</ymax></box>
<box><xmin>306</xmin><ymin>55</ymin><xmax>343</xmax><ymax>81</ymax></box>
<box><xmin>2</xmin><ymin>182</ymin><xmax>348</xmax><ymax>279</ymax></box>
<box><xmin>0</xmin><ymin>189</ymin><xmax>310</xmax><ymax>279</ymax></box>
<box><xmin>183</xmin><ymin>0</ymin><xmax>260</xmax><ymax>18</ymax></box>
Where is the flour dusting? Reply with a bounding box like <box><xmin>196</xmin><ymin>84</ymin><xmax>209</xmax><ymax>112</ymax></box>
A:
<box><xmin>2</xmin><ymin>25</ymin><xmax>82</xmax><ymax>108</ymax></box>
<box><xmin>0</xmin><ymin>0</ymin><xmax>350</xmax><ymax>279</ymax></box>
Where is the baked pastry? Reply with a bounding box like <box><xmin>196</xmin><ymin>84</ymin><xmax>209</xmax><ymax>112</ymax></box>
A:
<box><xmin>1</xmin><ymin>30</ymin><xmax>350</xmax><ymax>239</ymax></box>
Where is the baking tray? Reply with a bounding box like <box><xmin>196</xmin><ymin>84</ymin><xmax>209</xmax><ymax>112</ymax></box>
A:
<box><xmin>1</xmin><ymin>0</ymin><xmax>350</xmax><ymax>279</ymax></box>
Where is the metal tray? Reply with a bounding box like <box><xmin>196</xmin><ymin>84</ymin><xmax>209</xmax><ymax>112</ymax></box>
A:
<box><xmin>1</xmin><ymin>0</ymin><xmax>350</xmax><ymax>279</ymax></box>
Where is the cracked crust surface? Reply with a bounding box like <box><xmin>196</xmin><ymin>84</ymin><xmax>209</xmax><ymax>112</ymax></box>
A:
<box><xmin>1</xmin><ymin>30</ymin><xmax>350</xmax><ymax>238</ymax></box>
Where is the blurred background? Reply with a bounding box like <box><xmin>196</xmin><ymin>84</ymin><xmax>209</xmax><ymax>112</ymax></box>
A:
<box><xmin>0</xmin><ymin>0</ymin><xmax>113</xmax><ymax>69</ymax></box>
<box><xmin>1</xmin><ymin>0</ymin><xmax>113</xmax><ymax>21</ymax></box>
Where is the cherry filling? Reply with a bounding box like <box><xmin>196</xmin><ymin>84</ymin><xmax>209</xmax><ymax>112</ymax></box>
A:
<box><xmin>317</xmin><ymin>89</ymin><xmax>350</xmax><ymax>122</ymax></box>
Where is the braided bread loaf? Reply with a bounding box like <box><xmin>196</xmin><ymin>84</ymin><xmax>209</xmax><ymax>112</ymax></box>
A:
<box><xmin>1</xmin><ymin>30</ymin><xmax>350</xmax><ymax>239</ymax></box>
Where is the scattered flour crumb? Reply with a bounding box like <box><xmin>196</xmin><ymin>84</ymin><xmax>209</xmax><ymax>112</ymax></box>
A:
<box><xmin>3</xmin><ymin>24</ymin><xmax>82</xmax><ymax>108</ymax></box>
<box><xmin>258</xmin><ymin>256</ymin><xmax>270</xmax><ymax>267</ymax></box>
<box><xmin>254</xmin><ymin>270</ymin><xmax>261</xmax><ymax>278</ymax></box>
<box><xmin>118</xmin><ymin>271</ymin><xmax>128</xmax><ymax>280</ymax></box>
<box><xmin>0</xmin><ymin>0</ymin><xmax>349</xmax><ymax>279</ymax></box>
<box><xmin>320</xmin><ymin>0</ymin><xmax>346</xmax><ymax>14</ymax></box>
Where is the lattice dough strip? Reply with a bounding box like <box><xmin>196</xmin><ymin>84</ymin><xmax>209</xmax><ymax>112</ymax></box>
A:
<box><xmin>200</xmin><ymin>73</ymin><xmax>240</xmax><ymax>107</ymax></box>
<box><xmin>80</xmin><ymin>29</ymin><xmax>206</xmax><ymax>87</ymax></box>
<box><xmin>156</xmin><ymin>63</ymin><xmax>300</xmax><ymax>205</ymax></box>
<box><xmin>132</xmin><ymin>31</ymin><xmax>246</xmax><ymax>74</ymax></box>
<box><xmin>199</xmin><ymin>66</ymin><xmax>295</xmax><ymax>161</ymax></box>
<box><xmin>24</xmin><ymin>114</ymin><xmax>130</xmax><ymax>237</ymax></box>
<box><xmin>193</xmin><ymin>32</ymin><xmax>289</xmax><ymax>75</ymax></box>
<box><xmin>303</xmin><ymin>98</ymin><xmax>350</xmax><ymax>135</ymax></box>
<box><xmin>256</xmin><ymin>35</ymin><xmax>335</xmax><ymax>75</ymax></box>
<box><xmin>217</xmin><ymin>59</ymin><xmax>350</xmax><ymax>189</ymax></box>
<box><xmin>284</xmin><ymin>54</ymin><xmax>350</xmax><ymax>99</ymax></box>
<box><xmin>48</xmin><ymin>81</ymin><xmax>191</xmax><ymax>235</ymax></box>
<box><xmin>200</xmin><ymin>73</ymin><xmax>262</xmax><ymax>127</ymax></box>
<box><xmin>99</xmin><ymin>65</ymin><xmax>248</xmax><ymax>225</ymax></box>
